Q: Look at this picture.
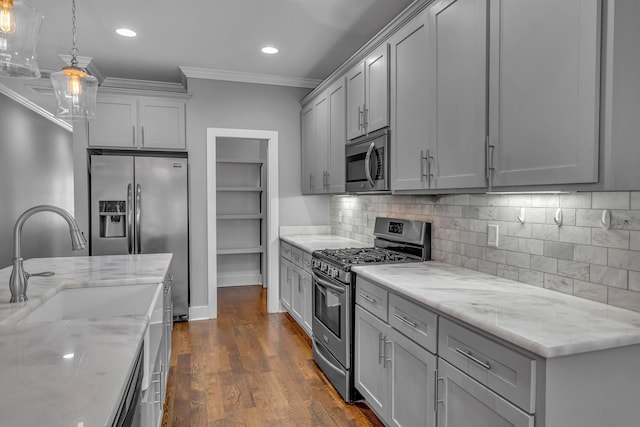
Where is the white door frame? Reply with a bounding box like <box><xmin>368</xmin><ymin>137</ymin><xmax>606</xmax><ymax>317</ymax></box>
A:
<box><xmin>206</xmin><ymin>128</ymin><xmax>280</xmax><ymax>318</ymax></box>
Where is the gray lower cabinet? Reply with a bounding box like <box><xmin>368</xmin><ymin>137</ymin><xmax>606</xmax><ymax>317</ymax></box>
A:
<box><xmin>437</xmin><ymin>359</ymin><xmax>534</xmax><ymax>427</ymax></box>
<box><xmin>355</xmin><ymin>302</ymin><xmax>437</xmax><ymax>426</ymax></box>
<box><xmin>279</xmin><ymin>240</ymin><xmax>312</xmax><ymax>336</ymax></box>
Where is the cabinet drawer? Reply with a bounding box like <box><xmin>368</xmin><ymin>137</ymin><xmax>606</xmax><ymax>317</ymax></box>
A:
<box><xmin>280</xmin><ymin>241</ymin><xmax>292</xmax><ymax>261</ymax></box>
<box><xmin>389</xmin><ymin>293</ymin><xmax>438</xmax><ymax>354</ymax></box>
<box><xmin>439</xmin><ymin>318</ymin><xmax>536</xmax><ymax>413</ymax></box>
<box><xmin>291</xmin><ymin>247</ymin><xmax>304</xmax><ymax>268</ymax></box>
<box><xmin>302</xmin><ymin>251</ymin><xmax>313</xmax><ymax>274</ymax></box>
<box><xmin>356</xmin><ymin>277</ymin><xmax>388</xmax><ymax>322</ymax></box>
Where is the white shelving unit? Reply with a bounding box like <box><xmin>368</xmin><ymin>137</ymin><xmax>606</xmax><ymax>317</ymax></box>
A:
<box><xmin>216</xmin><ymin>138</ymin><xmax>267</xmax><ymax>287</ymax></box>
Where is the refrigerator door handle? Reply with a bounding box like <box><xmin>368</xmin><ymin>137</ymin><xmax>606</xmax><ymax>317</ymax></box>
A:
<box><xmin>127</xmin><ymin>183</ymin><xmax>133</xmax><ymax>254</ymax></box>
<box><xmin>136</xmin><ymin>183</ymin><xmax>142</xmax><ymax>254</ymax></box>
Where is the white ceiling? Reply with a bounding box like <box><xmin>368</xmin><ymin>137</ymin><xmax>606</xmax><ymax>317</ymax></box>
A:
<box><xmin>0</xmin><ymin>0</ymin><xmax>414</xmax><ymax>117</ymax></box>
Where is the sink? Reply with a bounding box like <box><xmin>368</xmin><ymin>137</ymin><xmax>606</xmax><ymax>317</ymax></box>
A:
<box><xmin>19</xmin><ymin>284</ymin><xmax>161</xmax><ymax>324</ymax></box>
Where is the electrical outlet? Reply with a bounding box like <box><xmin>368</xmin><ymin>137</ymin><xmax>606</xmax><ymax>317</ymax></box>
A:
<box><xmin>487</xmin><ymin>224</ymin><xmax>499</xmax><ymax>247</ymax></box>
<box><xmin>338</xmin><ymin>211</ymin><xmax>343</xmax><ymax>223</ymax></box>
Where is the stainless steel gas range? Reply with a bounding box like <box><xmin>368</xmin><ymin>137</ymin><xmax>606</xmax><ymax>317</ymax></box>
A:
<box><xmin>311</xmin><ymin>217</ymin><xmax>431</xmax><ymax>402</ymax></box>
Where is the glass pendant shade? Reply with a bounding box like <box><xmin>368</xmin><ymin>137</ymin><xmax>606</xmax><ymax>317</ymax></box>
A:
<box><xmin>0</xmin><ymin>0</ymin><xmax>43</xmax><ymax>78</ymax></box>
<box><xmin>51</xmin><ymin>65</ymin><xmax>98</xmax><ymax>119</ymax></box>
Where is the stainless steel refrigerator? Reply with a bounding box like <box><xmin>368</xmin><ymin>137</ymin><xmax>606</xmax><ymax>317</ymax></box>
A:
<box><xmin>89</xmin><ymin>154</ymin><xmax>189</xmax><ymax>320</ymax></box>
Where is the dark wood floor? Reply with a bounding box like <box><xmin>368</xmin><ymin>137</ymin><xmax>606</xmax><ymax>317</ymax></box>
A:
<box><xmin>162</xmin><ymin>285</ymin><xmax>383</xmax><ymax>426</ymax></box>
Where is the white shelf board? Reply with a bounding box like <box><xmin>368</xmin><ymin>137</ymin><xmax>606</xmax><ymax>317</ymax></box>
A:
<box><xmin>217</xmin><ymin>157</ymin><xmax>265</xmax><ymax>164</ymax></box>
<box><xmin>217</xmin><ymin>247</ymin><xmax>264</xmax><ymax>255</ymax></box>
<box><xmin>217</xmin><ymin>214</ymin><xmax>264</xmax><ymax>220</ymax></box>
<box><xmin>216</xmin><ymin>186</ymin><xmax>263</xmax><ymax>192</ymax></box>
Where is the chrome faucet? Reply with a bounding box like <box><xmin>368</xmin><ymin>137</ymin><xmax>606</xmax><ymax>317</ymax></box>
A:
<box><xmin>9</xmin><ymin>205</ymin><xmax>87</xmax><ymax>303</ymax></box>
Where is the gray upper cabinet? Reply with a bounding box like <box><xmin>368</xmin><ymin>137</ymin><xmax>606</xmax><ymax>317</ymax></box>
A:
<box><xmin>89</xmin><ymin>95</ymin><xmax>186</xmax><ymax>150</ymax></box>
<box><xmin>488</xmin><ymin>0</ymin><xmax>601</xmax><ymax>188</ymax></box>
<box><xmin>390</xmin><ymin>9</ymin><xmax>431</xmax><ymax>191</ymax></box>
<box><xmin>346</xmin><ymin>43</ymin><xmax>390</xmax><ymax>140</ymax></box>
<box><xmin>428</xmin><ymin>0</ymin><xmax>487</xmax><ymax>190</ymax></box>
<box><xmin>391</xmin><ymin>0</ymin><xmax>487</xmax><ymax>192</ymax></box>
<box><xmin>300</xmin><ymin>80</ymin><xmax>347</xmax><ymax>195</ymax></box>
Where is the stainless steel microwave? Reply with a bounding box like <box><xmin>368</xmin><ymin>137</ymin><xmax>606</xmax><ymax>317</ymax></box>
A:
<box><xmin>345</xmin><ymin>128</ymin><xmax>390</xmax><ymax>193</ymax></box>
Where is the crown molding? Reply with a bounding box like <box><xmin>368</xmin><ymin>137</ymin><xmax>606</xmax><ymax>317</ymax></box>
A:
<box><xmin>179</xmin><ymin>66</ymin><xmax>321</xmax><ymax>89</ymax></box>
<box><xmin>0</xmin><ymin>83</ymin><xmax>72</xmax><ymax>132</ymax></box>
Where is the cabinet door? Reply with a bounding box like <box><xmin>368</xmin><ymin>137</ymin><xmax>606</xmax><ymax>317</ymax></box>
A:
<box><xmin>390</xmin><ymin>10</ymin><xmax>431</xmax><ymax>191</ymax></box>
<box><xmin>389</xmin><ymin>328</ymin><xmax>437</xmax><ymax>427</ymax></box>
<box><xmin>301</xmin><ymin>102</ymin><xmax>316</xmax><ymax>194</ymax></box>
<box><xmin>280</xmin><ymin>260</ymin><xmax>292</xmax><ymax>310</ymax></box>
<box><xmin>291</xmin><ymin>268</ymin><xmax>304</xmax><ymax>323</ymax></box>
<box><xmin>346</xmin><ymin>62</ymin><xmax>366</xmax><ymax>139</ymax></box>
<box><xmin>355</xmin><ymin>305</ymin><xmax>391</xmax><ymax>420</ymax></box>
<box><xmin>314</xmin><ymin>93</ymin><xmax>330</xmax><ymax>193</ymax></box>
<box><xmin>489</xmin><ymin>0</ymin><xmax>600</xmax><ymax>187</ymax></box>
<box><xmin>365</xmin><ymin>43</ymin><xmax>390</xmax><ymax>134</ymax></box>
<box><xmin>429</xmin><ymin>0</ymin><xmax>487</xmax><ymax>190</ymax></box>
<box><xmin>437</xmin><ymin>359</ymin><xmax>534</xmax><ymax>427</ymax></box>
<box><xmin>138</xmin><ymin>98</ymin><xmax>186</xmax><ymax>150</ymax></box>
<box><xmin>301</xmin><ymin>272</ymin><xmax>313</xmax><ymax>335</ymax></box>
<box><xmin>327</xmin><ymin>78</ymin><xmax>346</xmax><ymax>193</ymax></box>
<box><xmin>88</xmin><ymin>96</ymin><xmax>137</xmax><ymax>148</ymax></box>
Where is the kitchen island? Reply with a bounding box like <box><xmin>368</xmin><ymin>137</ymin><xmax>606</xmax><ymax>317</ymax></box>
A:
<box><xmin>0</xmin><ymin>254</ymin><xmax>172</xmax><ymax>427</ymax></box>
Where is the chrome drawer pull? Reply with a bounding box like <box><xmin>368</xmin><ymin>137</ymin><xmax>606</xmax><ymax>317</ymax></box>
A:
<box><xmin>455</xmin><ymin>347</ymin><xmax>491</xmax><ymax>370</ymax></box>
<box><xmin>360</xmin><ymin>294</ymin><xmax>376</xmax><ymax>304</ymax></box>
<box><xmin>394</xmin><ymin>313</ymin><xmax>418</xmax><ymax>328</ymax></box>
<box><xmin>378</xmin><ymin>332</ymin><xmax>385</xmax><ymax>365</ymax></box>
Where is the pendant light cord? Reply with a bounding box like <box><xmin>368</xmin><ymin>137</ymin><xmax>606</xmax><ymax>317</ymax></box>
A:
<box><xmin>70</xmin><ymin>0</ymin><xmax>78</xmax><ymax>67</ymax></box>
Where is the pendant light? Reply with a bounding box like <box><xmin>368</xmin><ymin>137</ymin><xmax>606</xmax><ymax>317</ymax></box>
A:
<box><xmin>0</xmin><ymin>0</ymin><xmax>43</xmax><ymax>78</ymax></box>
<box><xmin>50</xmin><ymin>0</ymin><xmax>97</xmax><ymax>120</ymax></box>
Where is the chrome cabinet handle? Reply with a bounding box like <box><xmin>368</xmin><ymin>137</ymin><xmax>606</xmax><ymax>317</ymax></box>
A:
<box><xmin>427</xmin><ymin>150</ymin><xmax>434</xmax><ymax>188</ymax></box>
<box><xmin>358</xmin><ymin>105</ymin><xmax>364</xmax><ymax>130</ymax></box>
<box><xmin>486</xmin><ymin>136</ymin><xmax>495</xmax><ymax>189</ymax></box>
<box><xmin>135</xmin><ymin>183</ymin><xmax>142</xmax><ymax>253</ymax></box>
<box><xmin>435</xmin><ymin>373</ymin><xmax>445</xmax><ymax>411</ymax></box>
<box><xmin>363</xmin><ymin>106</ymin><xmax>369</xmax><ymax>127</ymax></box>
<box><xmin>127</xmin><ymin>183</ymin><xmax>133</xmax><ymax>254</ymax></box>
<box><xmin>420</xmin><ymin>150</ymin><xmax>427</xmax><ymax>182</ymax></box>
<box><xmin>141</xmin><ymin>126</ymin><xmax>145</xmax><ymax>147</ymax></box>
<box><xmin>384</xmin><ymin>339</ymin><xmax>392</xmax><ymax>367</ymax></box>
<box><xmin>378</xmin><ymin>332</ymin><xmax>385</xmax><ymax>365</ymax></box>
<box><xmin>455</xmin><ymin>347</ymin><xmax>491</xmax><ymax>370</ymax></box>
<box><xmin>364</xmin><ymin>142</ymin><xmax>376</xmax><ymax>187</ymax></box>
<box><xmin>394</xmin><ymin>313</ymin><xmax>418</xmax><ymax>328</ymax></box>
<box><xmin>132</xmin><ymin>125</ymin><xmax>136</xmax><ymax>147</ymax></box>
<box><xmin>360</xmin><ymin>294</ymin><xmax>376</xmax><ymax>304</ymax></box>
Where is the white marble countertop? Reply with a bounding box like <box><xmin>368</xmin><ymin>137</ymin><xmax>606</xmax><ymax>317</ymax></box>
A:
<box><xmin>0</xmin><ymin>254</ymin><xmax>172</xmax><ymax>427</ymax></box>
<box><xmin>353</xmin><ymin>261</ymin><xmax>640</xmax><ymax>358</ymax></box>
<box><xmin>280</xmin><ymin>233</ymin><xmax>369</xmax><ymax>254</ymax></box>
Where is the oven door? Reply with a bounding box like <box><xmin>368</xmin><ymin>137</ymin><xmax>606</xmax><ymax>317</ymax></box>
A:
<box><xmin>312</xmin><ymin>271</ymin><xmax>350</xmax><ymax>369</ymax></box>
<box><xmin>345</xmin><ymin>128</ymin><xmax>389</xmax><ymax>193</ymax></box>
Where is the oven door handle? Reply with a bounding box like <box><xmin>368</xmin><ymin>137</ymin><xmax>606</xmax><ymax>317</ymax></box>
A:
<box><xmin>364</xmin><ymin>142</ymin><xmax>376</xmax><ymax>187</ymax></box>
<box><xmin>313</xmin><ymin>272</ymin><xmax>346</xmax><ymax>294</ymax></box>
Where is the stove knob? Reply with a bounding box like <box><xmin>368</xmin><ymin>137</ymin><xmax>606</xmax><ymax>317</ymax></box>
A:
<box><xmin>330</xmin><ymin>268</ymin><xmax>339</xmax><ymax>279</ymax></box>
<box><xmin>312</xmin><ymin>259</ymin><xmax>319</xmax><ymax>268</ymax></box>
<box><xmin>321</xmin><ymin>263</ymin><xmax>328</xmax><ymax>272</ymax></box>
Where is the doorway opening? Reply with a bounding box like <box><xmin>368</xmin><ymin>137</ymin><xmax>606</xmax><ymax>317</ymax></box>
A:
<box><xmin>206</xmin><ymin>128</ymin><xmax>279</xmax><ymax>319</ymax></box>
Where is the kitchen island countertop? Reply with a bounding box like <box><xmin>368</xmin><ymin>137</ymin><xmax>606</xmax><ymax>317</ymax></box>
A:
<box><xmin>353</xmin><ymin>261</ymin><xmax>640</xmax><ymax>358</ymax></box>
<box><xmin>0</xmin><ymin>254</ymin><xmax>172</xmax><ymax>427</ymax></box>
<box><xmin>280</xmin><ymin>231</ymin><xmax>370</xmax><ymax>254</ymax></box>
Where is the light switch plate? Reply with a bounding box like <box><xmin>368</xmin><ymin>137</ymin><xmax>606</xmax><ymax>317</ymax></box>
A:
<box><xmin>487</xmin><ymin>224</ymin><xmax>499</xmax><ymax>247</ymax></box>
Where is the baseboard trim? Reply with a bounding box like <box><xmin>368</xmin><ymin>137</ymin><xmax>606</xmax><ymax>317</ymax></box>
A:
<box><xmin>188</xmin><ymin>305</ymin><xmax>212</xmax><ymax>321</ymax></box>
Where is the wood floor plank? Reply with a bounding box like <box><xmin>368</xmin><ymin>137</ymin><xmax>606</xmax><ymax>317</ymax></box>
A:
<box><xmin>163</xmin><ymin>285</ymin><xmax>382</xmax><ymax>426</ymax></box>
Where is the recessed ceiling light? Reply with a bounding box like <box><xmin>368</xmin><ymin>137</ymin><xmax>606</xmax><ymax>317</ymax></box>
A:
<box><xmin>116</xmin><ymin>28</ymin><xmax>137</xmax><ymax>38</ymax></box>
<box><xmin>261</xmin><ymin>46</ymin><xmax>278</xmax><ymax>55</ymax></box>
<box><xmin>63</xmin><ymin>353</ymin><xmax>75</xmax><ymax>359</ymax></box>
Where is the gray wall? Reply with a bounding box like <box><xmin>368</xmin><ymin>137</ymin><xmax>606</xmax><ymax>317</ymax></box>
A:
<box><xmin>185</xmin><ymin>78</ymin><xmax>330</xmax><ymax>308</ymax></box>
<box><xmin>0</xmin><ymin>93</ymin><xmax>74</xmax><ymax>268</ymax></box>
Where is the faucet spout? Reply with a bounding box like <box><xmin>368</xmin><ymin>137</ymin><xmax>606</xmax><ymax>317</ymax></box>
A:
<box><xmin>9</xmin><ymin>205</ymin><xmax>87</xmax><ymax>303</ymax></box>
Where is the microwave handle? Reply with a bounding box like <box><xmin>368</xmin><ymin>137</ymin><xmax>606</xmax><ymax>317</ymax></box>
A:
<box><xmin>364</xmin><ymin>142</ymin><xmax>376</xmax><ymax>187</ymax></box>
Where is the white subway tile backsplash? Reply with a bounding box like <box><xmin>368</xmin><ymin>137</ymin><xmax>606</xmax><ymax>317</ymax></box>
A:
<box><xmin>608</xmin><ymin>249</ymin><xmax>640</xmax><ymax>272</ymax></box>
<box><xmin>574</xmin><ymin>280</ymin><xmax>608</xmax><ymax>303</ymax></box>
<box><xmin>543</xmin><ymin>241</ymin><xmax>574</xmax><ymax>260</ymax></box>
<box><xmin>573</xmin><ymin>244</ymin><xmax>608</xmax><ymax>265</ymax></box>
<box><xmin>558</xmin><ymin>260</ymin><xmax>590</xmax><ymax>281</ymax></box>
<box><xmin>544</xmin><ymin>274</ymin><xmax>574</xmax><ymax>295</ymax></box>
<box><xmin>331</xmin><ymin>191</ymin><xmax>640</xmax><ymax>313</ymax></box>
<box><xmin>591</xmin><ymin>228</ymin><xmax>630</xmax><ymax>249</ymax></box>
<box><xmin>531</xmin><ymin>255</ymin><xmax>558</xmax><ymax>274</ymax></box>
<box><xmin>590</xmin><ymin>265</ymin><xmax>628</xmax><ymax>289</ymax></box>
<box><xmin>592</xmin><ymin>192</ymin><xmax>630</xmax><ymax>210</ymax></box>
